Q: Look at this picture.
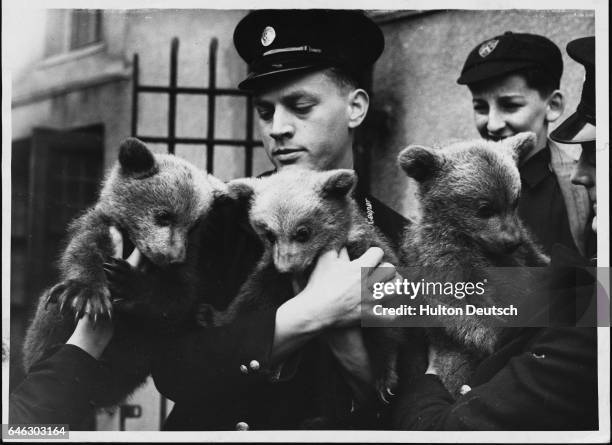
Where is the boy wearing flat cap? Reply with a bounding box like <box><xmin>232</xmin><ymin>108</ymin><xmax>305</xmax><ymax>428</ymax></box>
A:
<box><xmin>457</xmin><ymin>32</ymin><xmax>593</xmax><ymax>258</ymax></box>
<box><xmin>145</xmin><ymin>10</ymin><xmax>407</xmax><ymax>430</ymax></box>
<box><xmin>392</xmin><ymin>35</ymin><xmax>599</xmax><ymax>431</ymax></box>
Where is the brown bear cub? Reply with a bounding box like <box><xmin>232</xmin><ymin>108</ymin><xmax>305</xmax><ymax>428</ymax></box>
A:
<box><xmin>23</xmin><ymin>138</ymin><xmax>228</xmax><ymax>407</ymax></box>
<box><xmin>197</xmin><ymin>168</ymin><xmax>403</xmax><ymax>406</ymax></box>
<box><xmin>398</xmin><ymin>132</ymin><xmax>549</xmax><ymax>397</ymax></box>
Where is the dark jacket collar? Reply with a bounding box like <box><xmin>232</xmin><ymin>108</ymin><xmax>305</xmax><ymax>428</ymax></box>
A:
<box><xmin>520</xmin><ymin>146</ymin><xmax>552</xmax><ymax>189</ymax></box>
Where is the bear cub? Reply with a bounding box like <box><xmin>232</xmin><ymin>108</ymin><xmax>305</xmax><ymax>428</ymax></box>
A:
<box><xmin>197</xmin><ymin>168</ymin><xmax>403</xmax><ymax>403</ymax></box>
<box><xmin>23</xmin><ymin>138</ymin><xmax>227</xmax><ymax>407</ymax></box>
<box><xmin>398</xmin><ymin>132</ymin><xmax>549</xmax><ymax>397</ymax></box>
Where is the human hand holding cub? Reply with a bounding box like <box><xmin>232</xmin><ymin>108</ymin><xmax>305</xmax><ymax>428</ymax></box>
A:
<box><xmin>66</xmin><ymin>226</ymin><xmax>141</xmax><ymax>358</ymax></box>
<box><xmin>294</xmin><ymin>246</ymin><xmax>397</xmax><ymax>329</ymax></box>
<box><xmin>288</xmin><ymin>246</ymin><xmax>399</xmax><ymax>401</ymax></box>
<box><xmin>102</xmin><ymin>228</ymin><xmax>155</xmax><ymax>317</ymax></box>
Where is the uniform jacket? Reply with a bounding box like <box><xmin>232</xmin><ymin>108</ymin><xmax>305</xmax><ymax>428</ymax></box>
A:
<box><xmin>520</xmin><ymin>140</ymin><xmax>592</xmax><ymax>256</ymax></box>
<box><xmin>152</xmin><ymin>189</ymin><xmax>409</xmax><ymax>430</ymax></box>
<box><xmin>391</xmin><ymin>245</ymin><xmax>599</xmax><ymax>430</ymax></box>
<box><xmin>549</xmin><ymin>140</ymin><xmax>592</xmax><ymax>254</ymax></box>
<box><xmin>9</xmin><ymin>344</ymin><xmax>108</xmax><ymax>430</ymax></box>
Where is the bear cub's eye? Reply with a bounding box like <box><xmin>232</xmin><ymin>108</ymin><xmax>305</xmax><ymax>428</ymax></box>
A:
<box><xmin>155</xmin><ymin>210</ymin><xmax>175</xmax><ymax>226</ymax></box>
<box><xmin>293</xmin><ymin>226</ymin><xmax>311</xmax><ymax>243</ymax></box>
<box><xmin>477</xmin><ymin>203</ymin><xmax>496</xmax><ymax>218</ymax></box>
<box><xmin>511</xmin><ymin>196</ymin><xmax>520</xmax><ymax>210</ymax></box>
<box><xmin>265</xmin><ymin>230</ymin><xmax>276</xmax><ymax>244</ymax></box>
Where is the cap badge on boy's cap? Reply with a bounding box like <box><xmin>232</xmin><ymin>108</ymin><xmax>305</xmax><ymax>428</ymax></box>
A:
<box><xmin>479</xmin><ymin>39</ymin><xmax>499</xmax><ymax>58</ymax></box>
<box><xmin>457</xmin><ymin>32</ymin><xmax>562</xmax><ymax>86</ymax></box>
<box><xmin>261</xmin><ymin>26</ymin><xmax>276</xmax><ymax>47</ymax></box>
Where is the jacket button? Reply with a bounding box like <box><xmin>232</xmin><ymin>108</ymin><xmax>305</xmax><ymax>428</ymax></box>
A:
<box><xmin>235</xmin><ymin>421</ymin><xmax>249</xmax><ymax>431</ymax></box>
<box><xmin>249</xmin><ymin>360</ymin><xmax>260</xmax><ymax>371</ymax></box>
<box><xmin>459</xmin><ymin>384</ymin><xmax>472</xmax><ymax>395</ymax></box>
<box><xmin>240</xmin><ymin>364</ymin><xmax>249</xmax><ymax>374</ymax></box>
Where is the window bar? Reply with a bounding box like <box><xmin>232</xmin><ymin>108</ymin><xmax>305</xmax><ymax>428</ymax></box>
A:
<box><xmin>137</xmin><ymin>85</ymin><xmax>246</xmax><ymax>96</ymax></box>
<box><xmin>245</xmin><ymin>95</ymin><xmax>254</xmax><ymax>177</ymax></box>
<box><xmin>133</xmin><ymin>136</ymin><xmax>257</xmax><ymax>146</ymax></box>
<box><xmin>168</xmin><ymin>37</ymin><xmax>179</xmax><ymax>155</ymax></box>
<box><xmin>206</xmin><ymin>38</ymin><xmax>218</xmax><ymax>173</ymax></box>
<box><xmin>131</xmin><ymin>54</ymin><xmax>139</xmax><ymax>137</ymax></box>
<box><xmin>95</xmin><ymin>10</ymin><xmax>103</xmax><ymax>43</ymax></box>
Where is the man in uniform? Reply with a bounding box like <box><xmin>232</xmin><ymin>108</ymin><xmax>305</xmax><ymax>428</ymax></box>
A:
<box><xmin>392</xmin><ymin>35</ymin><xmax>599</xmax><ymax>431</ymax></box>
<box><xmin>550</xmin><ymin>36</ymin><xmax>597</xmax><ymax>234</ymax></box>
<box><xmin>456</xmin><ymin>32</ymin><xmax>593</xmax><ymax>257</ymax></box>
<box><xmin>9</xmin><ymin>10</ymin><xmax>406</xmax><ymax>431</ymax></box>
<box><xmin>148</xmin><ymin>10</ymin><xmax>408</xmax><ymax>430</ymax></box>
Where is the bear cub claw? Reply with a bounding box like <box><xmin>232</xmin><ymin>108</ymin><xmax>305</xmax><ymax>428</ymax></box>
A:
<box><xmin>103</xmin><ymin>257</ymin><xmax>147</xmax><ymax>315</ymax></box>
<box><xmin>376</xmin><ymin>368</ymin><xmax>399</xmax><ymax>404</ymax></box>
<box><xmin>46</xmin><ymin>279</ymin><xmax>112</xmax><ymax>321</ymax></box>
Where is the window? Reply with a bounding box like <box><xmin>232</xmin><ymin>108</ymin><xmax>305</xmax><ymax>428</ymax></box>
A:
<box><xmin>44</xmin><ymin>9</ymin><xmax>102</xmax><ymax>58</ymax></box>
<box><xmin>70</xmin><ymin>10</ymin><xmax>102</xmax><ymax>50</ymax></box>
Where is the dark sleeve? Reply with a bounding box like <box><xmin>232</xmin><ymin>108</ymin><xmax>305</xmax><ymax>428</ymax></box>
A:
<box><xmin>151</xmin><ymin>308</ymin><xmax>279</xmax><ymax>402</ymax></box>
<box><xmin>392</xmin><ymin>328</ymin><xmax>598</xmax><ymax>430</ymax></box>
<box><xmin>9</xmin><ymin>344</ymin><xmax>109</xmax><ymax>429</ymax></box>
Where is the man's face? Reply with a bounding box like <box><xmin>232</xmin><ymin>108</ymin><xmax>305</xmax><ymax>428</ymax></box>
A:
<box><xmin>571</xmin><ymin>141</ymin><xmax>597</xmax><ymax>232</ymax></box>
<box><xmin>469</xmin><ymin>74</ymin><xmax>554</xmax><ymax>152</ymax></box>
<box><xmin>253</xmin><ymin>70</ymin><xmax>355</xmax><ymax>171</ymax></box>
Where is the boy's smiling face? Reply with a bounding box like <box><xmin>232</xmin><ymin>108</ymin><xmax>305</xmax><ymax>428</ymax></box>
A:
<box><xmin>469</xmin><ymin>73</ymin><xmax>563</xmax><ymax>156</ymax></box>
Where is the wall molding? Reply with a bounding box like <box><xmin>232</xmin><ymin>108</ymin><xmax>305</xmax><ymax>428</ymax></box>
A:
<box><xmin>12</xmin><ymin>50</ymin><xmax>131</xmax><ymax>107</ymax></box>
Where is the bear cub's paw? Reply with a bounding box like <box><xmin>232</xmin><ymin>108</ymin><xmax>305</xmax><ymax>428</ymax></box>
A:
<box><xmin>195</xmin><ymin>303</ymin><xmax>216</xmax><ymax>327</ymax></box>
<box><xmin>103</xmin><ymin>257</ymin><xmax>154</xmax><ymax>317</ymax></box>
<box><xmin>376</xmin><ymin>365</ymin><xmax>399</xmax><ymax>404</ymax></box>
<box><xmin>195</xmin><ymin>302</ymin><xmax>234</xmax><ymax>327</ymax></box>
<box><xmin>46</xmin><ymin>279</ymin><xmax>112</xmax><ymax>321</ymax></box>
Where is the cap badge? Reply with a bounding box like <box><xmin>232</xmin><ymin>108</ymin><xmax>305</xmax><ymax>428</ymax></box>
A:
<box><xmin>479</xmin><ymin>39</ymin><xmax>499</xmax><ymax>58</ymax></box>
<box><xmin>261</xmin><ymin>26</ymin><xmax>276</xmax><ymax>47</ymax></box>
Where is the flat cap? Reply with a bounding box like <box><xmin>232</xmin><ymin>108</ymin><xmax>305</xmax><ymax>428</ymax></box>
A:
<box><xmin>550</xmin><ymin>36</ymin><xmax>595</xmax><ymax>144</ymax></box>
<box><xmin>457</xmin><ymin>31</ymin><xmax>563</xmax><ymax>85</ymax></box>
<box><xmin>234</xmin><ymin>9</ymin><xmax>384</xmax><ymax>91</ymax></box>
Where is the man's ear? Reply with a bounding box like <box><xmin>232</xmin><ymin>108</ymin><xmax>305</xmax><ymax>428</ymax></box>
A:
<box><xmin>545</xmin><ymin>90</ymin><xmax>565</xmax><ymax>123</ymax></box>
<box><xmin>347</xmin><ymin>88</ymin><xmax>369</xmax><ymax>129</ymax></box>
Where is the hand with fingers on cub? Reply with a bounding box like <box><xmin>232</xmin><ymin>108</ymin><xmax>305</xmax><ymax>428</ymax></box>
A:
<box><xmin>102</xmin><ymin>226</ymin><xmax>152</xmax><ymax>318</ymax></box>
<box><xmin>101</xmin><ymin>229</ymin><xmax>176</xmax><ymax>323</ymax></box>
<box><xmin>102</xmin><ymin>256</ymin><xmax>152</xmax><ymax>318</ymax></box>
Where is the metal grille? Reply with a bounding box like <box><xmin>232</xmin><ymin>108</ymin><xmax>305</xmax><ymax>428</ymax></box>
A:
<box><xmin>131</xmin><ymin>37</ymin><xmax>262</xmax><ymax>176</ymax></box>
<box><xmin>130</xmin><ymin>36</ymin><xmax>265</xmax><ymax>430</ymax></box>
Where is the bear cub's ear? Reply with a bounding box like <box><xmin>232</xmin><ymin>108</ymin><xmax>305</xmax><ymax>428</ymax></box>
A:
<box><xmin>398</xmin><ymin>145</ymin><xmax>441</xmax><ymax>182</ymax></box>
<box><xmin>118</xmin><ymin>137</ymin><xmax>159</xmax><ymax>179</ymax></box>
<box><xmin>319</xmin><ymin>169</ymin><xmax>356</xmax><ymax>199</ymax></box>
<box><xmin>502</xmin><ymin>132</ymin><xmax>536</xmax><ymax>164</ymax></box>
<box><xmin>227</xmin><ymin>179</ymin><xmax>255</xmax><ymax>203</ymax></box>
